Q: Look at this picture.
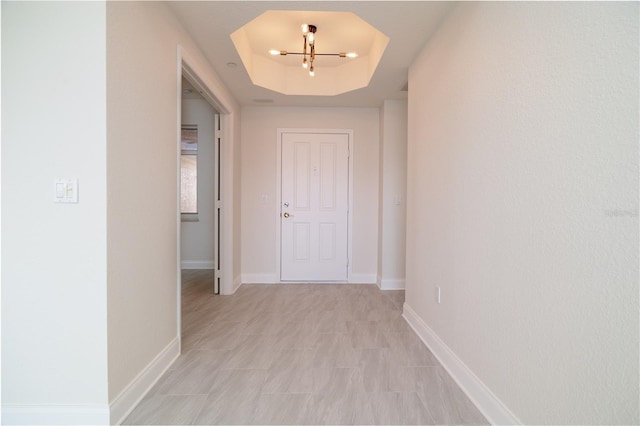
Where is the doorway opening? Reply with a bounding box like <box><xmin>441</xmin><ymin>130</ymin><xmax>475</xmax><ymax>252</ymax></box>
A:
<box><xmin>179</xmin><ymin>77</ymin><xmax>221</xmax><ymax>294</ymax></box>
<box><xmin>177</xmin><ymin>47</ymin><xmax>235</xmax><ymax>352</ymax></box>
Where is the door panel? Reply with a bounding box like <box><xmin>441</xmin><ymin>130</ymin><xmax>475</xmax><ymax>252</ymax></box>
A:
<box><xmin>320</xmin><ymin>143</ymin><xmax>337</xmax><ymax>210</ymax></box>
<box><xmin>281</xmin><ymin>132</ymin><xmax>349</xmax><ymax>281</ymax></box>
<box><xmin>319</xmin><ymin>222</ymin><xmax>336</xmax><ymax>260</ymax></box>
<box><xmin>293</xmin><ymin>222</ymin><xmax>311</xmax><ymax>261</ymax></box>
<box><xmin>294</xmin><ymin>143</ymin><xmax>311</xmax><ymax>210</ymax></box>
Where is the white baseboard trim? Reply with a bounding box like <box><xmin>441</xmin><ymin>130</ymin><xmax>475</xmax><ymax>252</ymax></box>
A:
<box><xmin>241</xmin><ymin>273</ymin><xmax>277</xmax><ymax>284</ymax></box>
<box><xmin>378</xmin><ymin>278</ymin><xmax>405</xmax><ymax>290</ymax></box>
<box><xmin>1</xmin><ymin>404</ymin><xmax>110</xmax><ymax>425</ymax></box>
<box><xmin>402</xmin><ymin>303</ymin><xmax>520</xmax><ymax>425</ymax></box>
<box><xmin>241</xmin><ymin>273</ymin><xmax>379</xmax><ymax>285</ymax></box>
<box><xmin>348</xmin><ymin>273</ymin><xmax>377</xmax><ymax>284</ymax></box>
<box><xmin>233</xmin><ymin>275</ymin><xmax>242</xmax><ymax>294</ymax></box>
<box><xmin>181</xmin><ymin>260</ymin><xmax>214</xmax><ymax>269</ymax></box>
<box><xmin>110</xmin><ymin>336</ymin><xmax>180</xmax><ymax>425</ymax></box>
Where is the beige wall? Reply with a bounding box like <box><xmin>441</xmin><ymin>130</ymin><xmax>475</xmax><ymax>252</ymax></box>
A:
<box><xmin>241</xmin><ymin>106</ymin><xmax>379</xmax><ymax>282</ymax></box>
<box><xmin>106</xmin><ymin>1</ymin><xmax>240</xmax><ymax>407</ymax></box>
<box><xmin>1</xmin><ymin>1</ymin><xmax>109</xmax><ymax>420</ymax></box>
<box><xmin>107</xmin><ymin>1</ymin><xmax>179</xmax><ymax>403</ymax></box>
<box><xmin>3</xmin><ymin>2</ymin><xmax>242</xmax><ymax>421</ymax></box>
<box><xmin>406</xmin><ymin>2</ymin><xmax>639</xmax><ymax>424</ymax></box>
<box><xmin>378</xmin><ymin>100</ymin><xmax>408</xmax><ymax>289</ymax></box>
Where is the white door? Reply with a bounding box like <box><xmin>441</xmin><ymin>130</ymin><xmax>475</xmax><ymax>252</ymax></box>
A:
<box><xmin>281</xmin><ymin>132</ymin><xmax>349</xmax><ymax>281</ymax></box>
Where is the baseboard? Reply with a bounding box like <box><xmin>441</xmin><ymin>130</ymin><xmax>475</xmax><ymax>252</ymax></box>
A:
<box><xmin>241</xmin><ymin>273</ymin><xmax>277</xmax><ymax>284</ymax></box>
<box><xmin>348</xmin><ymin>273</ymin><xmax>377</xmax><ymax>284</ymax></box>
<box><xmin>378</xmin><ymin>278</ymin><xmax>405</xmax><ymax>290</ymax></box>
<box><xmin>233</xmin><ymin>275</ymin><xmax>242</xmax><ymax>293</ymax></box>
<box><xmin>402</xmin><ymin>303</ymin><xmax>520</xmax><ymax>425</ymax></box>
<box><xmin>1</xmin><ymin>404</ymin><xmax>110</xmax><ymax>425</ymax></box>
<box><xmin>109</xmin><ymin>337</ymin><xmax>180</xmax><ymax>425</ymax></box>
<box><xmin>181</xmin><ymin>260</ymin><xmax>214</xmax><ymax>269</ymax></box>
<box><xmin>241</xmin><ymin>273</ymin><xmax>378</xmax><ymax>285</ymax></box>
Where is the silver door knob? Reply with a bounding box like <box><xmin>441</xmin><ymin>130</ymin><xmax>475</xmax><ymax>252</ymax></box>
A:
<box><xmin>283</xmin><ymin>212</ymin><xmax>292</xmax><ymax>218</ymax></box>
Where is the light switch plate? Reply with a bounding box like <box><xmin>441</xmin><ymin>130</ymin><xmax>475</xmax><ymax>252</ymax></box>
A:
<box><xmin>54</xmin><ymin>178</ymin><xmax>79</xmax><ymax>203</ymax></box>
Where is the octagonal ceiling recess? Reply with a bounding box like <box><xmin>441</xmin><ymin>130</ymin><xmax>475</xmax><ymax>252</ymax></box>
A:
<box><xmin>230</xmin><ymin>10</ymin><xmax>389</xmax><ymax>96</ymax></box>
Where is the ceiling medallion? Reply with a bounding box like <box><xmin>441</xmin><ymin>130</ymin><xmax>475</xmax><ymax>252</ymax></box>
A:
<box><xmin>269</xmin><ymin>24</ymin><xmax>357</xmax><ymax>77</ymax></box>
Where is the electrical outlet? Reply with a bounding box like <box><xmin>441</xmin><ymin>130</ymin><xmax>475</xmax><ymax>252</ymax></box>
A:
<box><xmin>436</xmin><ymin>286</ymin><xmax>441</xmax><ymax>304</ymax></box>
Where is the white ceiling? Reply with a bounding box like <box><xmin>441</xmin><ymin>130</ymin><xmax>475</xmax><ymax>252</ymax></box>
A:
<box><xmin>168</xmin><ymin>1</ymin><xmax>456</xmax><ymax>108</ymax></box>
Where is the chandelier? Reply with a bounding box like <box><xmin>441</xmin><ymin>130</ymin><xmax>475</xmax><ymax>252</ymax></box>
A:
<box><xmin>269</xmin><ymin>24</ymin><xmax>358</xmax><ymax>77</ymax></box>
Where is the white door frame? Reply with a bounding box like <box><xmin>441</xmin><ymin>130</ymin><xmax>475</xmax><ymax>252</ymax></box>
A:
<box><xmin>276</xmin><ymin>128</ymin><xmax>354</xmax><ymax>283</ymax></box>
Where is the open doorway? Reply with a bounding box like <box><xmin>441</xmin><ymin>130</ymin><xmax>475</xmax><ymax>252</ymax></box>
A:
<box><xmin>179</xmin><ymin>77</ymin><xmax>221</xmax><ymax>295</ymax></box>
<box><xmin>177</xmin><ymin>49</ymin><xmax>236</xmax><ymax>354</ymax></box>
<box><xmin>179</xmin><ymin>77</ymin><xmax>222</xmax><ymax>345</ymax></box>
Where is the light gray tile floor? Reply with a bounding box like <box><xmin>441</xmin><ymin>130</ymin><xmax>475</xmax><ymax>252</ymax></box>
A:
<box><xmin>123</xmin><ymin>270</ymin><xmax>488</xmax><ymax>425</ymax></box>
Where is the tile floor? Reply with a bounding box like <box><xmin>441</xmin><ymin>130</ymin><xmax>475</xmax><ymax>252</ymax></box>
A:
<box><xmin>124</xmin><ymin>270</ymin><xmax>488</xmax><ymax>425</ymax></box>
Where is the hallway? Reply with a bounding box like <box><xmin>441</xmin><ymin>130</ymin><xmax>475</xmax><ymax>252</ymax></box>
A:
<box><xmin>123</xmin><ymin>271</ymin><xmax>487</xmax><ymax>425</ymax></box>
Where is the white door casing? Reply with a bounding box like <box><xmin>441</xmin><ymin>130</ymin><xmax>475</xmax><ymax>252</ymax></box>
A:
<box><xmin>279</xmin><ymin>131</ymin><xmax>351</xmax><ymax>281</ymax></box>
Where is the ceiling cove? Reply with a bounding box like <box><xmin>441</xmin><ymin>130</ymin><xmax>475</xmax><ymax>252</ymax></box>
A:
<box><xmin>230</xmin><ymin>10</ymin><xmax>389</xmax><ymax>96</ymax></box>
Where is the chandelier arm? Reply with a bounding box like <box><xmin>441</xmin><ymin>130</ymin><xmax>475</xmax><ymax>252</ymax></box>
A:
<box><xmin>272</xmin><ymin>52</ymin><xmax>348</xmax><ymax>56</ymax></box>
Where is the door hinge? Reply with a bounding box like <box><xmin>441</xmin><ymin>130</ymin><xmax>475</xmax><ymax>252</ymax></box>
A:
<box><xmin>213</xmin><ymin>269</ymin><xmax>221</xmax><ymax>295</ymax></box>
<box><xmin>216</xmin><ymin>200</ymin><xmax>222</xmax><ymax>209</ymax></box>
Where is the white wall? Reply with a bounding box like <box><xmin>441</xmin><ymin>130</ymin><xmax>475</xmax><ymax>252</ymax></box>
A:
<box><xmin>405</xmin><ymin>2</ymin><xmax>639</xmax><ymax>424</ymax></box>
<box><xmin>181</xmin><ymin>98</ymin><xmax>217</xmax><ymax>268</ymax></box>
<box><xmin>377</xmin><ymin>100</ymin><xmax>408</xmax><ymax>290</ymax></box>
<box><xmin>106</xmin><ymin>2</ymin><xmax>240</xmax><ymax>419</ymax></box>
<box><xmin>1</xmin><ymin>1</ymin><xmax>109</xmax><ymax>423</ymax></box>
<box><xmin>241</xmin><ymin>106</ymin><xmax>379</xmax><ymax>283</ymax></box>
